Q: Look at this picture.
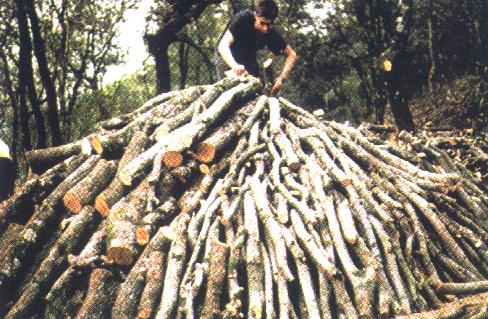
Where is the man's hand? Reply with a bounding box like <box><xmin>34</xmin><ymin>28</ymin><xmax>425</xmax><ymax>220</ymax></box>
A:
<box><xmin>232</xmin><ymin>64</ymin><xmax>246</xmax><ymax>76</ymax></box>
<box><xmin>270</xmin><ymin>75</ymin><xmax>284</xmax><ymax>95</ymax></box>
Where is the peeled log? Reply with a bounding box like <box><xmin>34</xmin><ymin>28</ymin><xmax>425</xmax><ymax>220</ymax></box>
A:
<box><xmin>75</xmin><ymin>268</ymin><xmax>118</xmax><ymax>319</ymax></box>
<box><xmin>63</xmin><ymin>160</ymin><xmax>117</xmax><ymax>213</ymax></box>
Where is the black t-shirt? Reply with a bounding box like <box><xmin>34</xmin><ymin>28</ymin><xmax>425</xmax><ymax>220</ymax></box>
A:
<box><xmin>228</xmin><ymin>9</ymin><xmax>286</xmax><ymax>76</ymax></box>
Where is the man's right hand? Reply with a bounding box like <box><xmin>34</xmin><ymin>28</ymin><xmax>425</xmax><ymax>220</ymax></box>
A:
<box><xmin>232</xmin><ymin>64</ymin><xmax>246</xmax><ymax>76</ymax></box>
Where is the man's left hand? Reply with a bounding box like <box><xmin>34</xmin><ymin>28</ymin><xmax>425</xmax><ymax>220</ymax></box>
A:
<box><xmin>270</xmin><ymin>76</ymin><xmax>284</xmax><ymax>95</ymax></box>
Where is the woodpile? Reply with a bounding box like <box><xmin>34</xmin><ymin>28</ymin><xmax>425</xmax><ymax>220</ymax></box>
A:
<box><xmin>0</xmin><ymin>76</ymin><xmax>487</xmax><ymax>319</ymax></box>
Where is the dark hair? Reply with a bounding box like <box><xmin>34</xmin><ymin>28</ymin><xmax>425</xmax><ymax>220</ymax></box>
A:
<box><xmin>254</xmin><ymin>0</ymin><xmax>278</xmax><ymax>20</ymax></box>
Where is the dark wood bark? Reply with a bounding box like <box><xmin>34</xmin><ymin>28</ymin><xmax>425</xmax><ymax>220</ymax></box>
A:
<box><xmin>5</xmin><ymin>206</ymin><xmax>99</xmax><ymax>319</ymax></box>
<box><xmin>15</xmin><ymin>0</ymin><xmax>46</xmax><ymax>149</ymax></box>
<box><xmin>25</xmin><ymin>0</ymin><xmax>63</xmax><ymax>145</ymax></box>
<box><xmin>0</xmin><ymin>155</ymin><xmax>88</xmax><ymax>232</ymax></box>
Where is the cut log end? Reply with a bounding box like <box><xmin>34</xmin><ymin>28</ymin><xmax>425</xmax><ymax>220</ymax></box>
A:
<box><xmin>193</xmin><ymin>143</ymin><xmax>216</xmax><ymax>163</ymax></box>
<box><xmin>63</xmin><ymin>191</ymin><xmax>83</xmax><ymax>214</ymax></box>
<box><xmin>94</xmin><ymin>194</ymin><xmax>111</xmax><ymax>218</ymax></box>
<box><xmin>107</xmin><ymin>246</ymin><xmax>135</xmax><ymax>266</ymax></box>
<box><xmin>90</xmin><ymin>135</ymin><xmax>104</xmax><ymax>155</ymax></box>
<box><xmin>136</xmin><ymin>227</ymin><xmax>151</xmax><ymax>246</ymax></box>
<box><xmin>163</xmin><ymin>151</ymin><xmax>183</xmax><ymax>168</ymax></box>
<box><xmin>138</xmin><ymin>309</ymin><xmax>151</xmax><ymax>319</ymax></box>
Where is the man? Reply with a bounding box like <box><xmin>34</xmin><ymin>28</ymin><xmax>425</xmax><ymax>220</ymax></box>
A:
<box><xmin>217</xmin><ymin>0</ymin><xmax>297</xmax><ymax>95</ymax></box>
<box><xmin>0</xmin><ymin>139</ymin><xmax>15</xmax><ymax>201</ymax></box>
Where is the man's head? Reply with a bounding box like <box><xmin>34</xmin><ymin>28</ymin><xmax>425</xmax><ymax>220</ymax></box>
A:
<box><xmin>253</xmin><ymin>0</ymin><xmax>278</xmax><ymax>33</ymax></box>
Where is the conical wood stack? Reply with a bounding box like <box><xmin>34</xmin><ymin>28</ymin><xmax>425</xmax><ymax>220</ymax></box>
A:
<box><xmin>0</xmin><ymin>76</ymin><xmax>487</xmax><ymax>319</ymax></box>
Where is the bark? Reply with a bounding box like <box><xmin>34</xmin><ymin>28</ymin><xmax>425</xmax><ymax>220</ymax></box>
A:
<box><xmin>63</xmin><ymin>160</ymin><xmax>117</xmax><ymax>213</ymax></box>
<box><xmin>76</xmin><ymin>268</ymin><xmax>118</xmax><ymax>319</ymax></box>
<box><xmin>25</xmin><ymin>0</ymin><xmax>63</xmax><ymax>145</ymax></box>
<box><xmin>200</xmin><ymin>238</ymin><xmax>230</xmax><ymax>318</ymax></box>
<box><xmin>5</xmin><ymin>206</ymin><xmax>99</xmax><ymax>319</ymax></box>
<box><xmin>95</xmin><ymin>131</ymin><xmax>149</xmax><ymax>217</ymax></box>
<box><xmin>15</xmin><ymin>0</ymin><xmax>46</xmax><ymax>149</ymax></box>
<box><xmin>1</xmin><ymin>83</ymin><xmax>488</xmax><ymax>319</ymax></box>
<box><xmin>137</xmin><ymin>250</ymin><xmax>166</xmax><ymax>319</ymax></box>
<box><xmin>25</xmin><ymin>137</ymin><xmax>93</xmax><ymax>174</ymax></box>
<box><xmin>0</xmin><ymin>155</ymin><xmax>87</xmax><ymax>231</ymax></box>
<box><xmin>118</xmin><ymin>78</ymin><xmax>261</xmax><ymax>186</ymax></box>
<box><xmin>112</xmin><ymin>225</ymin><xmax>175</xmax><ymax>319</ymax></box>
<box><xmin>154</xmin><ymin>220</ymin><xmax>189</xmax><ymax>319</ymax></box>
<box><xmin>107</xmin><ymin>178</ymin><xmax>151</xmax><ymax>266</ymax></box>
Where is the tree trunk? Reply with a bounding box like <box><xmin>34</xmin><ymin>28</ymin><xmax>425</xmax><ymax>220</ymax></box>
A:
<box><xmin>15</xmin><ymin>0</ymin><xmax>46</xmax><ymax>149</ymax></box>
<box><xmin>147</xmin><ymin>36</ymin><xmax>172</xmax><ymax>94</ymax></box>
<box><xmin>25</xmin><ymin>0</ymin><xmax>63</xmax><ymax>146</ymax></box>
<box><xmin>0</xmin><ymin>47</ymin><xmax>19</xmax><ymax>171</ymax></box>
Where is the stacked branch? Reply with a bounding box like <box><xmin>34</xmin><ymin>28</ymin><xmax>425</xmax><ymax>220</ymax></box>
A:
<box><xmin>1</xmin><ymin>76</ymin><xmax>487</xmax><ymax>319</ymax></box>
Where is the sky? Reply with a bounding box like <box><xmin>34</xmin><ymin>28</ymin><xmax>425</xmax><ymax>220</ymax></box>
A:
<box><xmin>103</xmin><ymin>3</ymin><xmax>152</xmax><ymax>85</ymax></box>
<box><xmin>102</xmin><ymin>2</ymin><xmax>333</xmax><ymax>86</ymax></box>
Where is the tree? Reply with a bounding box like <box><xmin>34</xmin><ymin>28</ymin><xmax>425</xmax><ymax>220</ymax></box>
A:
<box><xmin>144</xmin><ymin>0</ymin><xmax>224</xmax><ymax>93</ymax></box>
<box><xmin>0</xmin><ymin>0</ymin><xmax>136</xmax><ymax>175</ymax></box>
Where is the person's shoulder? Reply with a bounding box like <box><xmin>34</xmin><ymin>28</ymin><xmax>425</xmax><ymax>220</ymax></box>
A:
<box><xmin>233</xmin><ymin>9</ymin><xmax>254</xmax><ymax>22</ymax></box>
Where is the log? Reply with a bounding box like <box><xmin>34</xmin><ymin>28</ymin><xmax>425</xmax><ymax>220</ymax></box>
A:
<box><xmin>243</xmin><ymin>191</ymin><xmax>265</xmax><ymax>319</ymax></box>
<box><xmin>107</xmin><ymin>178</ymin><xmax>151</xmax><ymax>266</ymax></box>
<box><xmin>63</xmin><ymin>159</ymin><xmax>117</xmax><ymax>213</ymax></box>
<box><xmin>112</xmin><ymin>225</ymin><xmax>174</xmax><ymax>319</ymax></box>
<box><xmin>0</xmin><ymin>223</ymin><xmax>22</xmax><ymax>260</ymax></box>
<box><xmin>75</xmin><ymin>268</ymin><xmax>118</xmax><ymax>319</ymax></box>
<box><xmin>0</xmin><ymin>156</ymin><xmax>100</xmax><ymax>294</ymax></box>
<box><xmin>5</xmin><ymin>206</ymin><xmax>99</xmax><ymax>319</ymax></box>
<box><xmin>200</xmin><ymin>238</ymin><xmax>230</xmax><ymax>318</ymax></box>
<box><xmin>68</xmin><ymin>219</ymin><xmax>108</xmax><ymax>268</ymax></box>
<box><xmin>137</xmin><ymin>250</ymin><xmax>166</xmax><ymax>319</ymax></box>
<box><xmin>95</xmin><ymin>131</ymin><xmax>149</xmax><ymax>217</ymax></box>
<box><xmin>435</xmin><ymin>281</ymin><xmax>488</xmax><ymax>294</ymax></box>
<box><xmin>193</xmin><ymin>99</ymin><xmax>255</xmax><ymax>163</ymax></box>
<box><xmin>25</xmin><ymin>137</ymin><xmax>93</xmax><ymax>174</ymax></box>
<box><xmin>395</xmin><ymin>292</ymin><xmax>488</xmax><ymax>319</ymax></box>
<box><xmin>118</xmin><ymin>78</ymin><xmax>261</xmax><ymax>186</ymax></box>
<box><xmin>0</xmin><ymin>154</ymin><xmax>88</xmax><ymax>232</ymax></box>
<box><xmin>154</xmin><ymin>220</ymin><xmax>189</xmax><ymax>319</ymax></box>
<box><xmin>90</xmin><ymin>86</ymin><xmax>205</xmax><ymax>155</ymax></box>
<box><xmin>44</xmin><ymin>267</ymin><xmax>82</xmax><ymax>319</ymax></box>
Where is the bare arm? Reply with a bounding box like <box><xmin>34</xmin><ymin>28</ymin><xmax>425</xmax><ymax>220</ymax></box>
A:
<box><xmin>271</xmin><ymin>44</ymin><xmax>298</xmax><ymax>95</ymax></box>
<box><xmin>218</xmin><ymin>31</ymin><xmax>246</xmax><ymax>76</ymax></box>
<box><xmin>279</xmin><ymin>44</ymin><xmax>298</xmax><ymax>80</ymax></box>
